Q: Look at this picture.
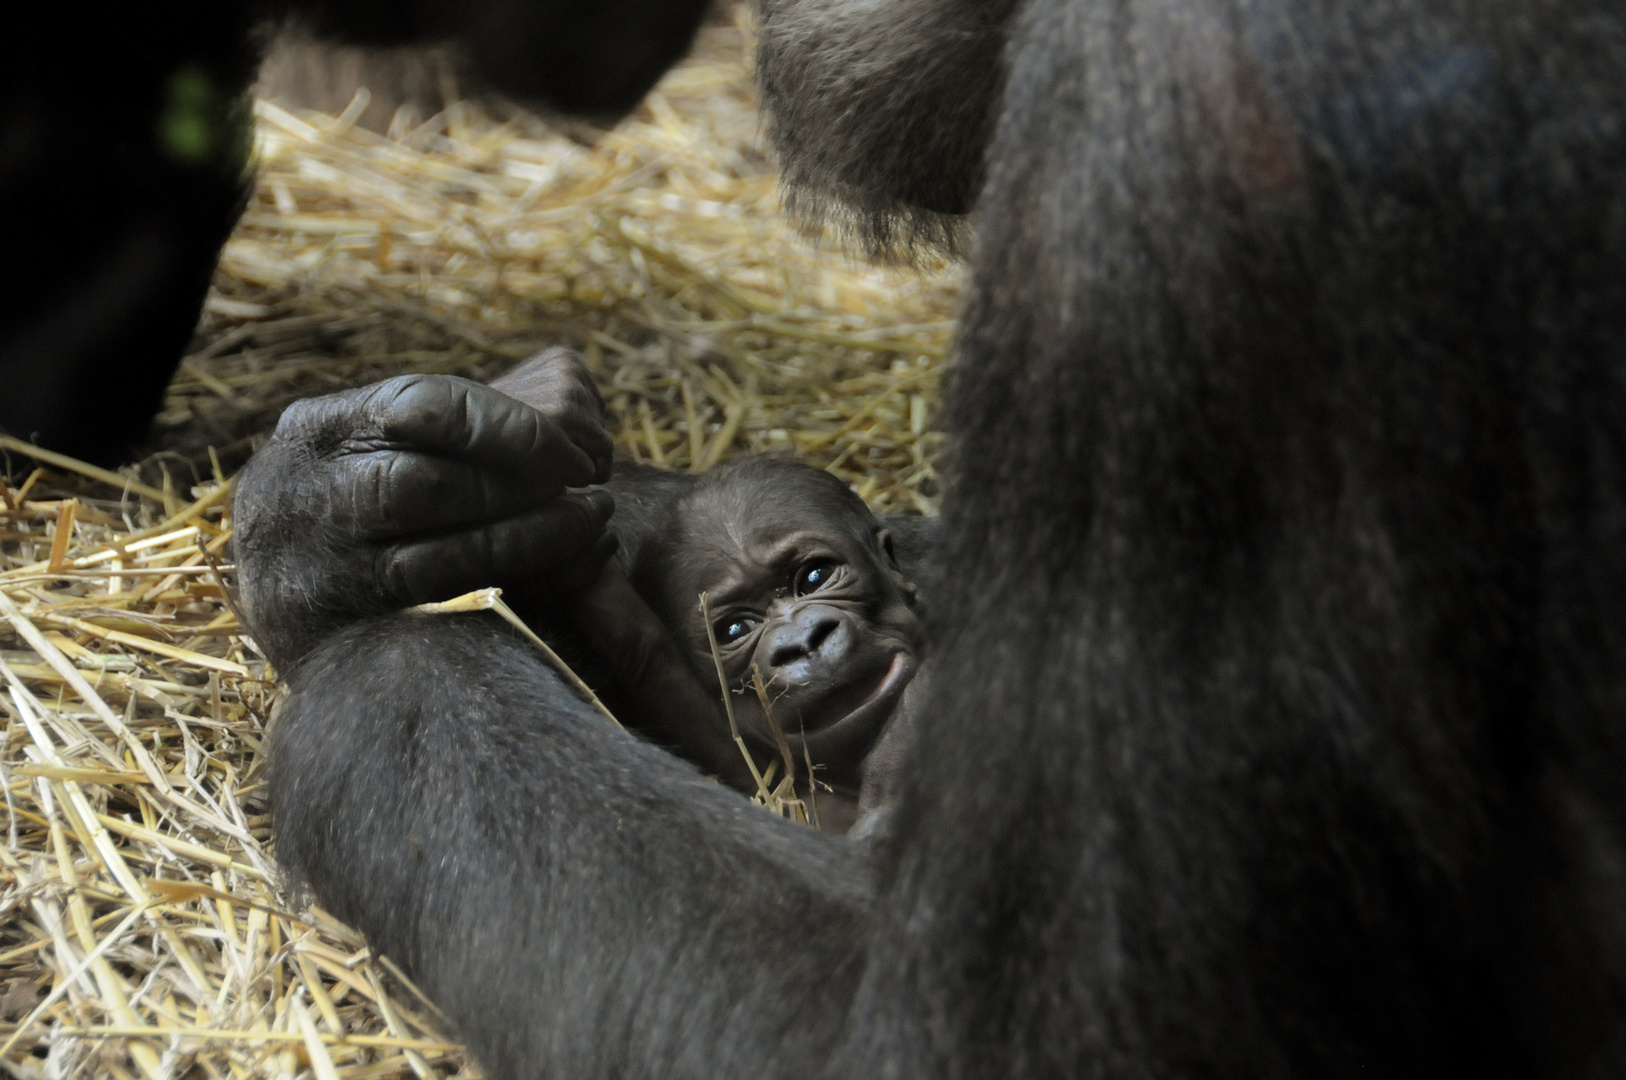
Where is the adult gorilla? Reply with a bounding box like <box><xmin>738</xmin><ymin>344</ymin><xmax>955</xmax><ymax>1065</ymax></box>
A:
<box><xmin>233</xmin><ymin>0</ymin><xmax>1626</xmax><ymax>1078</ymax></box>
<box><xmin>1</xmin><ymin>0</ymin><xmax>709</xmax><ymax>465</ymax></box>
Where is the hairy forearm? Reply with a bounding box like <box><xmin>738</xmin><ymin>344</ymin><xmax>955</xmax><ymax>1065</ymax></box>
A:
<box><xmin>232</xmin><ymin>430</ymin><xmax>387</xmax><ymax>670</ymax></box>
<box><xmin>272</xmin><ymin>613</ymin><xmax>866</xmax><ymax>1077</ymax></box>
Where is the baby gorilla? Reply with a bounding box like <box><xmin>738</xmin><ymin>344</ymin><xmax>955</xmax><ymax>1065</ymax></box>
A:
<box><xmin>233</xmin><ymin>350</ymin><xmax>932</xmax><ymax>833</ymax></box>
<box><xmin>566</xmin><ymin>456</ymin><xmax>927</xmax><ymax>832</ymax></box>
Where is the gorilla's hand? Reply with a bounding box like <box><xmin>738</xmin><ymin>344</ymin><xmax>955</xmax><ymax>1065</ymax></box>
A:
<box><xmin>233</xmin><ymin>369</ymin><xmax>616</xmax><ymax>670</ymax></box>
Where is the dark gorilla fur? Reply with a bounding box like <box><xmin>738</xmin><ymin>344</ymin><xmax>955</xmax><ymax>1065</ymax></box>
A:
<box><xmin>247</xmin><ymin>0</ymin><xmax>1626</xmax><ymax>1077</ymax></box>
<box><xmin>275</xmin><ymin>614</ymin><xmax>869</xmax><ymax>1074</ymax></box>
<box><xmin>0</xmin><ymin>0</ymin><xmax>709</xmax><ymax>466</ymax></box>
<box><xmin>753</xmin><ymin>0</ymin><xmax>1017</xmax><ymax>251</ymax></box>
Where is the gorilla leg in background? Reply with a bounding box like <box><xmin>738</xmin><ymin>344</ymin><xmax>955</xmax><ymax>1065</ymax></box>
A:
<box><xmin>245</xmin><ymin>0</ymin><xmax>1626</xmax><ymax>1077</ymax></box>
<box><xmin>1</xmin><ymin>0</ymin><xmax>710</xmax><ymax>466</ymax></box>
<box><xmin>2</xmin><ymin>8</ymin><xmax>259</xmax><ymax>467</ymax></box>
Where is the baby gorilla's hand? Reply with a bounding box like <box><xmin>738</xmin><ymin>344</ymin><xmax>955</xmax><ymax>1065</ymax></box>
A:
<box><xmin>233</xmin><ymin>372</ymin><xmax>616</xmax><ymax>670</ymax></box>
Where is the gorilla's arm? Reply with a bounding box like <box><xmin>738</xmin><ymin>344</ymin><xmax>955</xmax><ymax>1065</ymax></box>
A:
<box><xmin>274</xmin><ymin>611</ymin><xmax>862</xmax><ymax>1079</ymax></box>
<box><xmin>233</xmin><ymin>358</ymin><xmax>709</xmax><ymax>671</ymax></box>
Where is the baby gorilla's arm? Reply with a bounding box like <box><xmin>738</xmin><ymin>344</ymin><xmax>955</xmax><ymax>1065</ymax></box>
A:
<box><xmin>569</xmin><ymin>563</ymin><xmax>757</xmax><ymax>793</ymax></box>
<box><xmin>487</xmin><ymin>350</ymin><xmax>753</xmax><ymax>788</ymax></box>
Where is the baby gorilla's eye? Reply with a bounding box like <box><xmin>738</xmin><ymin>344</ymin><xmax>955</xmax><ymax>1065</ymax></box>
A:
<box><xmin>794</xmin><ymin>559</ymin><xmax>838</xmax><ymax>596</ymax></box>
<box><xmin>717</xmin><ymin>617</ymin><xmax>758</xmax><ymax>643</ymax></box>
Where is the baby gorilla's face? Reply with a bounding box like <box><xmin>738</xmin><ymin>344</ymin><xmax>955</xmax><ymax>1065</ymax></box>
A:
<box><xmin>656</xmin><ymin>493</ymin><xmax>922</xmax><ymax>780</ymax></box>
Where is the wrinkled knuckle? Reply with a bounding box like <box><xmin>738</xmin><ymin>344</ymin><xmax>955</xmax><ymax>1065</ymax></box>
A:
<box><xmin>273</xmin><ymin>399</ymin><xmax>316</xmax><ymax>437</ymax></box>
<box><xmin>376</xmin><ymin>547</ymin><xmax>411</xmax><ymax>602</ymax></box>
<box><xmin>372</xmin><ymin>456</ymin><xmax>409</xmax><ymax>532</ymax></box>
<box><xmin>385</xmin><ymin>375</ymin><xmax>474</xmax><ymax>436</ymax></box>
<box><xmin>568</xmin><ymin>496</ymin><xmax>610</xmax><ymax>540</ymax></box>
<box><xmin>375</xmin><ymin>375</ymin><xmax>437</xmax><ymax>419</ymax></box>
<box><xmin>374</xmin><ymin>374</ymin><xmax>426</xmax><ymax>403</ymax></box>
<box><xmin>540</xmin><ymin>344</ymin><xmax>580</xmax><ymax>370</ymax></box>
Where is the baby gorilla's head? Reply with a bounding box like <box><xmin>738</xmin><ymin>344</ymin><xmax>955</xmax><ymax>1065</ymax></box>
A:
<box><xmin>633</xmin><ymin>456</ymin><xmax>923</xmax><ymax>782</ymax></box>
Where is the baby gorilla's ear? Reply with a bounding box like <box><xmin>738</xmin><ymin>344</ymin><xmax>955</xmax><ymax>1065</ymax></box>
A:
<box><xmin>875</xmin><ymin>528</ymin><xmax>921</xmax><ymax>607</ymax></box>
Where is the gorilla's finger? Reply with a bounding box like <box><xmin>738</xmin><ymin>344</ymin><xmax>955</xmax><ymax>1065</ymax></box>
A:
<box><xmin>489</xmin><ymin>347</ymin><xmax>607</xmax><ymax>415</ymax></box>
<box><xmin>488</xmin><ymin>348</ymin><xmax>614</xmax><ymax>483</ymax></box>
<box><xmin>362</xmin><ymin>375</ymin><xmax>600</xmax><ymax>486</ymax></box>
<box><xmin>547</xmin><ymin>531</ymin><xmax>622</xmax><ymax>595</ymax></box>
<box><xmin>378</xmin><ymin>489</ymin><xmax>617</xmax><ymax>605</ymax></box>
<box><xmin>271</xmin><ymin>384</ymin><xmax>385</xmax><ymax>445</ymax></box>
<box><xmin>335</xmin><ymin>450</ymin><xmax>567</xmax><ymax>538</ymax></box>
<box><xmin>561</xmin><ymin>412</ymin><xmax>614</xmax><ymax>486</ymax></box>
<box><xmin>271</xmin><ymin>376</ymin><xmax>597</xmax><ymax>485</ymax></box>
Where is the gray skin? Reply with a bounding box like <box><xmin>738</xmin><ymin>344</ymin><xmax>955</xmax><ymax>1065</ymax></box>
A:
<box><xmin>234</xmin><ymin>348</ymin><xmax>619</xmax><ymax>675</ymax></box>
<box><xmin>623</xmin><ymin>458</ymin><xmax>926</xmax><ymax>831</ymax></box>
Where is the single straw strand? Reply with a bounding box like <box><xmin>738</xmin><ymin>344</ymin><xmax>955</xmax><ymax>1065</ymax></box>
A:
<box><xmin>407</xmin><ymin>588</ymin><xmax>620</xmax><ymax>727</ymax></box>
<box><xmin>699</xmin><ymin>591</ymin><xmax>772</xmax><ymax>801</ymax></box>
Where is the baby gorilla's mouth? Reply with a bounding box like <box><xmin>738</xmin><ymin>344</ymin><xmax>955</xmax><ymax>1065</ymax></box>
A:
<box><xmin>793</xmin><ymin>652</ymin><xmax>910</xmax><ymax>734</ymax></box>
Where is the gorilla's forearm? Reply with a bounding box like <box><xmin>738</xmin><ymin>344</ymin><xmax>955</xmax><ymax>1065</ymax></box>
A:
<box><xmin>273</xmin><ymin>612</ymin><xmax>866</xmax><ymax>1078</ymax></box>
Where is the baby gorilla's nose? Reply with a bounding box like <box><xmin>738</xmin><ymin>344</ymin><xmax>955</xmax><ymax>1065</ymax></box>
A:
<box><xmin>766</xmin><ymin>605</ymin><xmax>853</xmax><ymax>678</ymax></box>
